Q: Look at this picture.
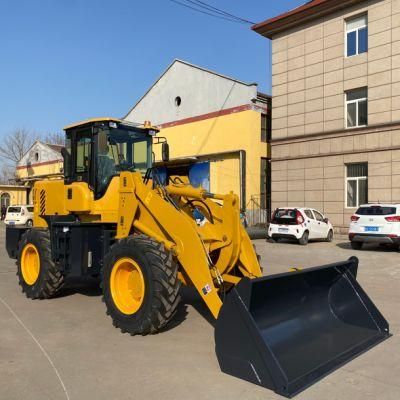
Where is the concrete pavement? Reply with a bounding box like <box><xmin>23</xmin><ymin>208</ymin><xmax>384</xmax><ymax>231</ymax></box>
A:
<box><xmin>0</xmin><ymin>224</ymin><xmax>399</xmax><ymax>400</ymax></box>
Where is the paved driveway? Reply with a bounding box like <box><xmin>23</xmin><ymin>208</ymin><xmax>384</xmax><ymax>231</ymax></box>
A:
<box><xmin>0</xmin><ymin>224</ymin><xmax>399</xmax><ymax>400</ymax></box>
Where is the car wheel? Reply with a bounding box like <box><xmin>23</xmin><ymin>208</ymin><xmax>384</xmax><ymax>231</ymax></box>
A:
<box><xmin>26</xmin><ymin>219</ymin><xmax>33</xmax><ymax>227</ymax></box>
<box><xmin>299</xmin><ymin>231</ymin><xmax>309</xmax><ymax>246</ymax></box>
<box><xmin>326</xmin><ymin>229</ymin><xmax>334</xmax><ymax>242</ymax></box>
<box><xmin>267</xmin><ymin>237</ymin><xmax>279</xmax><ymax>243</ymax></box>
<box><xmin>350</xmin><ymin>241</ymin><xmax>362</xmax><ymax>250</ymax></box>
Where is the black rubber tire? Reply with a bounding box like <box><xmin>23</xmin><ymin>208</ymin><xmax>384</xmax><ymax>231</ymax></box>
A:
<box><xmin>351</xmin><ymin>241</ymin><xmax>363</xmax><ymax>250</ymax></box>
<box><xmin>326</xmin><ymin>229</ymin><xmax>334</xmax><ymax>242</ymax></box>
<box><xmin>102</xmin><ymin>235</ymin><xmax>181</xmax><ymax>335</ymax></box>
<box><xmin>299</xmin><ymin>231</ymin><xmax>309</xmax><ymax>245</ymax></box>
<box><xmin>26</xmin><ymin>219</ymin><xmax>33</xmax><ymax>227</ymax></box>
<box><xmin>17</xmin><ymin>229</ymin><xmax>64</xmax><ymax>299</ymax></box>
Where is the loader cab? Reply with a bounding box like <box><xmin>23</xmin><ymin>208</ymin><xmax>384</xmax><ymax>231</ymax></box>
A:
<box><xmin>62</xmin><ymin>118</ymin><xmax>157</xmax><ymax>198</ymax></box>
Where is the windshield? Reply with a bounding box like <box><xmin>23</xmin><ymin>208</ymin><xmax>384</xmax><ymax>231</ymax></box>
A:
<box><xmin>96</xmin><ymin>127</ymin><xmax>151</xmax><ymax>195</ymax></box>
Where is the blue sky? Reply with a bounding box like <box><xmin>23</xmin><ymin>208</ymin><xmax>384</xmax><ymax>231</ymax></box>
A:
<box><xmin>0</xmin><ymin>0</ymin><xmax>305</xmax><ymax>137</ymax></box>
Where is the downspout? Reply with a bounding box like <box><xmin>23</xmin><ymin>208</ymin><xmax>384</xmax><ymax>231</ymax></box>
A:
<box><xmin>239</xmin><ymin>150</ymin><xmax>246</xmax><ymax>212</ymax></box>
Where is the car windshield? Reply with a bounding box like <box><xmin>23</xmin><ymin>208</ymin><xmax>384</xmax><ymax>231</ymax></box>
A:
<box><xmin>8</xmin><ymin>207</ymin><xmax>21</xmax><ymax>213</ymax></box>
<box><xmin>356</xmin><ymin>206</ymin><xmax>396</xmax><ymax>215</ymax></box>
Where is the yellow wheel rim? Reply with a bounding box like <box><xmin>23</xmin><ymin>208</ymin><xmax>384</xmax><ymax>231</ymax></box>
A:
<box><xmin>110</xmin><ymin>257</ymin><xmax>145</xmax><ymax>315</ymax></box>
<box><xmin>21</xmin><ymin>244</ymin><xmax>40</xmax><ymax>285</ymax></box>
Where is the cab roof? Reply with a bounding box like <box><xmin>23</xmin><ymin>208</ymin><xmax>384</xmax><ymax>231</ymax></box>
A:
<box><xmin>63</xmin><ymin>117</ymin><xmax>122</xmax><ymax>130</ymax></box>
<box><xmin>63</xmin><ymin>117</ymin><xmax>159</xmax><ymax>133</ymax></box>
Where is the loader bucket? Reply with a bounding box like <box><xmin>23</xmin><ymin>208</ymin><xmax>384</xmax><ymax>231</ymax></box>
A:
<box><xmin>215</xmin><ymin>257</ymin><xmax>390</xmax><ymax>398</ymax></box>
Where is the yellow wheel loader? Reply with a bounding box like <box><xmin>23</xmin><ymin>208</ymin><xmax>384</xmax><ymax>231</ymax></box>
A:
<box><xmin>6</xmin><ymin>118</ymin><xmax>390</xmax><ymax>397</ymax></box>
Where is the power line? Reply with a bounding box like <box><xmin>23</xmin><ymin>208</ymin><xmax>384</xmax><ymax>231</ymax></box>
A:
<box><xmin>167</xmin><ymin>0</ymin><xmax>254</xmax><ymax>25</ymax></box>
<box><xmin>168</xmin><ymin>0</ymin><xmax>242</xmax><ymax>23</ymax></box>
<box><xmin>190</xmin><ymin>0</ymin><xmax>255</xmax><ymax>24</ymax></box>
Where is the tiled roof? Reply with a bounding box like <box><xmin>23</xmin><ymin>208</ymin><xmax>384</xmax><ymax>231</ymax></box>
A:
<box><xmin>252</xmin><ymin>0</ymin><xmax>365</xmax><ymax>38</ymax></box>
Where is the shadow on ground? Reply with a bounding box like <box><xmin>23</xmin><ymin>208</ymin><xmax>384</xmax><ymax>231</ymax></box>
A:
<box><xmin>54</xmin><ymin>278</ymin><xmax>213</xmax><ymax>331</ymax></box>
<box><xmin>336</xmin><ymin>241</ymin><xmax>399</xmax><ymax>252</ymax></box>
<box><xmin>54</xmin><ymin>276</ymin><xmax>102</xmax><ymax>298</ymax></box>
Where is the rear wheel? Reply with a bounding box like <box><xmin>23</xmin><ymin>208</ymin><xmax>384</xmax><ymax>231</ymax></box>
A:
<box><xmin>102</xmin><ymin>235</ymin><xmax>181</xmax><ymax>335</ymax></box>
<box><xmin>18</xmin><ymin>229</ymin><xmax>64</xmax><ymax>298</ymax></box>
<box><xmin>299</xmin><ymin>231</ymin><xmax>309</xmax><ymax>245</ymax></box>
<box><xmin>351</xmin><ymin>241</ymin><xmax>363</xmax><ymax>250</ymax></box>
<box><xmin>326</xmin><ymin>229</ymin><xmax>334</xmax><ymax>242</ymax></box>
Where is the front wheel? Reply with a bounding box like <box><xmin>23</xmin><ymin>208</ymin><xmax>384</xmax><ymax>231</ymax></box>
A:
<box><xmin>326</xmin><ymin>229</ymin><xmax>334</xmax><ymax>242</ymax></box>
<box><xmin>102</xmin><ymin>235</ymin><xmax>181</xmax><ymax>335</ymax></box>
<box><xmin>299</xmin><ymin>231</ymin><xmax>309</xmax><ymax>246</ymax></box>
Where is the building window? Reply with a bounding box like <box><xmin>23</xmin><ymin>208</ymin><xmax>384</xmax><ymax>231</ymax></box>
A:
<box><xmin>175</xmin><ymin>96</ymin><xmax>182</xmax><ymax>107</ymax></box>
<box><xmin>346</xmin><ymin>163</ymin><xmax>368</xmax><ymax>208</ymax></box>
<box><xmin>346</xmin><ymin>14</ymin><xmax>368</xmax><ymax>57</ymax></box>
<box><xmin>346</xmin><ymin>88</ymin><xmax>367</xmax><ymax>128</ymax></box>
<box><xmin>261</xmin><ymin>113</ymin><xmax>267</xmax><ymax>143</ymax></box>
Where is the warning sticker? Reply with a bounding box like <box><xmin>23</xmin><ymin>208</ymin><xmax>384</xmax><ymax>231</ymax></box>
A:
<box><xmin>202</xmin><ymin>284</ymin><xmax>212</xmax><ymax>296</ymax></box>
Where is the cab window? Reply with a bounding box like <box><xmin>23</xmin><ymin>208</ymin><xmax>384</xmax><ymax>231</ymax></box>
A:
<box><xmin>75</xmin><ymin>130</ymin><xmax>92</xmax><ymax>183</ymax></box>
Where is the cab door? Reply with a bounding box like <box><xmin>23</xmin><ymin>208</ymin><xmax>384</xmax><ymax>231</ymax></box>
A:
<box><xmin>73</xmin><ymin>131</ymin><xmax>93</xmax><ymax>186</ymax></box>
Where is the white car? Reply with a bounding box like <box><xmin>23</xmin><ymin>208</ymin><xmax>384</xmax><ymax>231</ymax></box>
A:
<box><xmin>349</xmin><ymin>203</ymin><xmax>400</xmax><ymax>250</ymax></box>
<box><xmin>4</xmin><ymin>205</ymin><xmax>34</xmax><ymax>227</ymax></box>
<box><xmin>268</xmin><ymin>207</ymin><xmax>334</xmax><ymax>245</ymax></box>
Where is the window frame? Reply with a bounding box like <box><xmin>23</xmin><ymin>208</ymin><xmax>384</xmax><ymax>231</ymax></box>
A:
<box><xmin>303</xmin><ymin>209</ymin><xmax>314</xmax><ymax>220</ymax></box>
<box><xmin>345</xmin><ymin>14</ymin><xmax>368</xmax><ymax>58</ymax></box>
<box><xmin>345</xmin><ymin>88</ymin><xmax>368</xmax><ymax>129</ymax></box>
<box><xmin>345</xmin><ymin>163</ymin><xmax>368</xmax><ymax>209</ymax></box>
<box><xmin>313</xmin><ymin>210</ymin><xmax>325</xmax><ymax>222</ymax></box>
<box><xmin>261</xmin><ymin>113</ymin><xmax>268</xmax><ymax>143</ymax></box>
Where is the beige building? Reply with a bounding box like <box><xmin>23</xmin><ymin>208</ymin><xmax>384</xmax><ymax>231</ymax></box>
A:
<box><xmin>253</xmin><ymin>0</ymin><xmax>400</xmax><ymax>233</ymax></box>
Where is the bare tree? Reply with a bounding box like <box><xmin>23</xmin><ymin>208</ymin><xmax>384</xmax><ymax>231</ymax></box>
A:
<box><xmin>42</xmin><ymin>132</ymin><xmax>65</xmax><ymax>146</ymax></box>
<box><xmin>0</xmin><ymin>162</ymin><xmax>15</xmax><ymax>184</ymax></box>
<box><xmin>0</xmin><ymin>128</ymin><xmax>37</xmax><ymax>163</ymax></box>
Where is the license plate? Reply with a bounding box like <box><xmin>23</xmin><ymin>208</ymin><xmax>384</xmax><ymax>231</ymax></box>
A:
<box><xmin>365</xmin><ymin>226</ymin><xmax>379</xmax><ymax>232</ymax></box>
<box><xmin>278</xmin><ymin>228</ymin><xmax>289</xmax><ymax>233</ymax></box>
<box><xmin>8</xmin><ymin>221</ymin><xmax>15</xmax><ymax>225</ymax></box>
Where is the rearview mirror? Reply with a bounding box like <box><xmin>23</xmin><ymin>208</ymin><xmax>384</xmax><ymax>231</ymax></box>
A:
<box><xmin>162</xmin><ymin>142</ymin><xmax>169</xmax><ymax>162</ymax></box>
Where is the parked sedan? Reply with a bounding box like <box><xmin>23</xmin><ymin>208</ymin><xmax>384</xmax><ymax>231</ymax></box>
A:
<box><xmin>349</xmin><ymin>203</ymin><xmax>400</xmax><ymax>250</ymax></box>
<box><xmin>268</xmin><ymin>207</ymin><xmax>334</xmax><ymax>245</ymax></box>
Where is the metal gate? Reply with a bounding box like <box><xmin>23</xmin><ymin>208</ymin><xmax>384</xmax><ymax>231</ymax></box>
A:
<box><xmin>247</xmin><ymin>195</ymin><xmax>270</xmax><ymax>227</ymax></box>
